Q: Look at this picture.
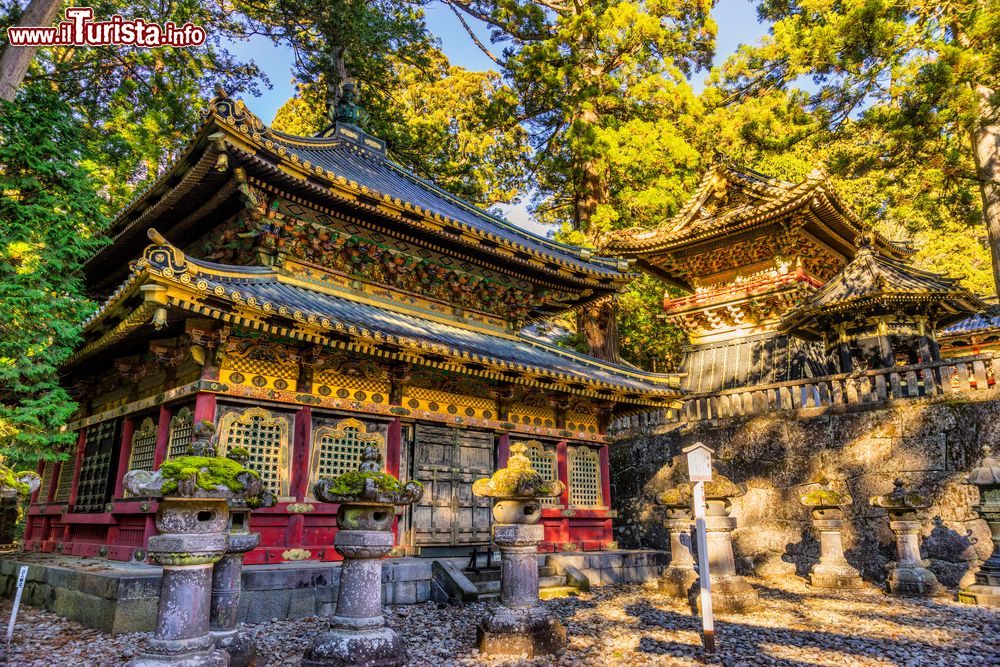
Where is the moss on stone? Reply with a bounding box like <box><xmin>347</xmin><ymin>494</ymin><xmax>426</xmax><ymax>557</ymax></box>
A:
<box><xmin>321</xmin><ymin>470</ymin><xmax>419</xmax><ymax>497</ymax></box>
<box><xmin>159</xmin><ymin>456</ymin><xmax>260</xmax><ymax>495</ymax></box>
<box><xmin>0</xmin><ymin>465</ymin><xmax>38</xmax><ymax>497</ymax></box>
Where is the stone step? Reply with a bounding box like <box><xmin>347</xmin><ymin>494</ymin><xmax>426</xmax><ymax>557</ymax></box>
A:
<box><xmin>465</xmin><ymin>564</ymin><xmax>558</xmax><ymax>583</ymax></box>
<box><xmin>538</xmin><ymin>565</ymin><xmax>557</xmax><ymax>578</ymax></box>
<box><xmin>538</xmin><ymin>575</ymin><xmax>567</xmax><ymax>589</ymax></box>
<box><xmin>539</xmin><ymin>586</ymin><xmax>581</xmax><ymax>600</ymax></box>
<box><xmin>475</xmin><ymin>580</ymin><xmax>500</xmax><ymax>595</ymax></box>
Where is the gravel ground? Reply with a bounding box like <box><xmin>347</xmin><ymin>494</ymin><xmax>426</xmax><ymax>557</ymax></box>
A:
<box><xmin>1</xmin><ymin>577</ymin><xmax>998</xmax><ymax>666</ymax></box>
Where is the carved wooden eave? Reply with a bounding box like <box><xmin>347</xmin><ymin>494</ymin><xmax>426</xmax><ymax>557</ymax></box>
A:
<box><xmin>781</xmin><ymin>244</ymin><xmax>987</xmax><ymax>341</ymax></box>
<box><xmin>605</xmin><ymin>162</ymin><xmax>910</xmax><ymax>288</ymax></box>
<box><xmin>85</xmin><ymin>89</ymin><xmax>634</xmax><ymax>307</ymax></box>
<box><xmin>69</xmin><ymin>234</ymin><xmax>684</xmax><ymax>411</ymax></box>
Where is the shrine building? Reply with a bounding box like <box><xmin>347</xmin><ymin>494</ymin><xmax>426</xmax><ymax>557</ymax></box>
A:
<box><xmin>24</xmin><ymin>90</ymin><xmax>683</xmax><ymax>565</ymax></box>
<box><xmin>606</xmin><ymin>159</ymin><xmax>986</xmax><ymax>393</ymax></box>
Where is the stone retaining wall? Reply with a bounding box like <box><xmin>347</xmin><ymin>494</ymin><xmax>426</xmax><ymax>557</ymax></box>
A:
<box><xmin>611</xmin><ymin>390</ymin><xmax>1000</xmax><ymax>590</ymax></box>
<box><xmin>0</xmin><ymin>550</ymin><xmax>669</xmax><ymax>634</ymax></box>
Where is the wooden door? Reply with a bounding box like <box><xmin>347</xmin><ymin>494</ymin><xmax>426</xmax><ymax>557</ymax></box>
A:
<box><xmin>410</xmin><ymin>424</ymin><xmax>494</xmax><ymax>547</ymax></box>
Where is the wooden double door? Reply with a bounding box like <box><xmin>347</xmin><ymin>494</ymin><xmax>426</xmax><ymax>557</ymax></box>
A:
<box><xmin>408</xmin><ymin>424</ymin><xmax>494</xmax><ymax>548</ymax></box>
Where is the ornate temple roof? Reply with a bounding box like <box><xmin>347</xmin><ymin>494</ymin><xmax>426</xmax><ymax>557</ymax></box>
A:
<box><xmin>85</xmin><ymin>89</ymin><xmax>630</xmax><ymax>299</ymax></box>
<box><xmin>780</xmin><ymin>240</ymin><xmax>985</xmax><ymax>340</ymax></box>
<box><xmin>605</xmin><ymin>161</ymin><xmax>908</xmax><ymax>287</ymax></box>
<box><xmin>70</xmin><ymin>234</ymin><xmax>683</xmax><ymax>405</ymax></box>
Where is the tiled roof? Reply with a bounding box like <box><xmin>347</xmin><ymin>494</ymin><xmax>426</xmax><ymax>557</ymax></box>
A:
<box><xmin>606</xmin><ymin>162</ymin><xmax>905</xmax><ymax>258</ymax></box>
<box><xmin>781</xmin><ymin>243</ymin><xmax>985</xmax><ymax>333</ymax></box>
<box><xmin>940</xmin><ymin>310</ymin><xmax>1000</xmax><ymax>338</ymax></box>
<box><xmin>77</xmin><ymin>238</ymin><xmax>682</xmax><ymax>401</ymax></box>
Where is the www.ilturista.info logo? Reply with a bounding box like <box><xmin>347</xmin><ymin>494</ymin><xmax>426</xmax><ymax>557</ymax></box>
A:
<box><xmin>6</xmin><ymin>7</ymin><xmax>206</xmax><ymax>47</ymax></box>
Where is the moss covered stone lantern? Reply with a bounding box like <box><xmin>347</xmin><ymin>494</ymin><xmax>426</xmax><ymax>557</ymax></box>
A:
<box><xmin>303</xmin><ymin>445</ymin><xmax>422</xmax><ymax>667</ymax></box>
<box><xmin>123</xmin><ymin>423</ymin><xmax>265</xmax><ymax>667</ymax></box>
<box><xmin>870</xmin><ymin>478</ymin><xmax>941</xmax><ymax>597</ymax></box>
<box><xmin>799</xmin><ymin>477</ymin><xmax>864</xmax><ymax>589</ymax></box>
<box><xmin>472</xmin><ymin>442</ymin><xmax>566</xmax><ymax>657</ymax></box>
<box><xmin>959</xmin><ymin>446</ymin><xmax>1000</xmax><ymax>607</ymax></box>
<box><xmin>0</xmin><ymin>461</ymin><xmax>40</xmax><ymax>548</ymax></box>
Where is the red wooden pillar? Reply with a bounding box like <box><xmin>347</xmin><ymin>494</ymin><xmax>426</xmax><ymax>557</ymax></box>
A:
<box><xmin>152</xmin><ymin>404</ymin><xmax>172</xmax><ymax>468</ymax></box>
<box><xmin>290</xmin><ymin>407</ymin><xmax>312</xmax><ymax>501</ymax></box>
<box><xmin>287</xmin><ymin>407</ymin><xmax>312</xmax><ymax>550</ymax></box>
<box><xmin>112</xmin><ymin>417</ymin><xmax>136</xmax><ymax>498</ymax></box>
<box><xmin>193</xmin><ymin>392</ymin><xmax>217</xmax><ymax>425</ymax></box>
<box><xmin>386</xmin><ymin>418</ymin><xmax>402</xmax><ymax>478</ymax></box>
<box><xmin>497</xmin><ymin>432</ymin><xmax>511</xmax><ymax>468</ymax></box>
<box><xmin>599</xmin><ymin>444</ymin><xmax>613</xmax><ymax>546</ymax></box>
<box><xmin>598</xmin><ymin>444</ymin><xmax>612</xmax><ymax>508</ymax></box>
<box><xmin>556</xmin><ymin>440</ymin><xmax>570</xmax><ymax>548</ymax></box>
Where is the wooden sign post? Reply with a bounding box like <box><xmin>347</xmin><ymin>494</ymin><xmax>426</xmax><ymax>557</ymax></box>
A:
<box><xmin>5</xmin><ymin>565</ymin><xmax>28</xmax><ymax>647</ymax></box>
<box><xmin>684</xmin><ymin>442</ymin><xmax>715</xmax><ymax>653</ymax></box>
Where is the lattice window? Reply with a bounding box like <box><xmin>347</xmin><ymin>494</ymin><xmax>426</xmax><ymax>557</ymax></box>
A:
<box><xmin>310</xmin><ymin>418</ymin><xmax>384</xmax><ymax>494</ymax></box>
<box><xmin>568</xmin><ymin>446</ymin><xmax>602</xmax><ymax>508</ymax></box>
<box><xmin>36</xmin><ymin>462</ymin><xmax>55</xmax><ymax>503</ymax></box>
<box><xmin>167</xmin><ymin>407</ymin><xmax>194</xmax><ymax>459</ymax></box>
<box><xmin>52</xmin><ymin>453</ymin><xmax>77</xmax><ymax>503</ymax></box>
<box><xmin>520</xmin><ymin>440</ymin><xmax>559</xmax><ymax>505</ymax></box>
<box><xmin>75</xmin><ymin>420</ymin><xmax>119</xmax><ymax>513</ymax></box>
<box><xmin>218</xmin><ymin>407</ymin><xmax>291</xmax><ymax>497</ymax></box>
<box><xmin>128</xmin><ymin>418</ymin><xmax>158</xmax><ymax>472</ymax></box>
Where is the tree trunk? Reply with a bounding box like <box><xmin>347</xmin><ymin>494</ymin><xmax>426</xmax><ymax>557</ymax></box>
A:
<box><xmin>0</xmin><ymin>0</ymin><xmax>63</xmax><ymax>102</ymax></box>
<box><xmin>577</xmin><ymin>296</ymin><xmax>621</xmax><ymax>364</ymax></box>
<box><xmin>571</xmin><ymin>105</ymin><xmax>621</xmax><ymax>361</ymax></box>
<box><xmin>972</xmin><ymin>84</ymin><xmax>1000</xmax><ymax>298</ymax></box>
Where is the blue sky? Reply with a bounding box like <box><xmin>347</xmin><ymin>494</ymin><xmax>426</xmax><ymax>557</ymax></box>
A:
<box><xmin>227</xmin><ymin>0</ymin><xmax>770</xmax><ymax>234</ymax></box>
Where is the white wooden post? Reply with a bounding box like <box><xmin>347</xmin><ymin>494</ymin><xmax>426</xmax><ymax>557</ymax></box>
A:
<box><xmin>5</xmin><ymin>565</ymin><xmax>28</xmax><ymax>646</ymax></box>
<box><xmin>685</xmin><ymin>442</ymin><xmax>715</xmax><ymax>653</ymax></box>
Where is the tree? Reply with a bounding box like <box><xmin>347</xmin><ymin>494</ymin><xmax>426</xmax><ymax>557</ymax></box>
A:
<box><xmin>0</xmin><ymin>85</ymin><xmax>109</xmax><ymax>462</ymax></box>
<box><xmin>0</xmin><ymin>0</ymin><xmax>62</xmax><ymax>101</ymax></box>
<box><xmin>2</xmin><ymin>0</ymin><xmax>266</xmax><ymax>206</ymax></box>
<box><xmin>722</xmin><ymin>0</ymin><xmax>1000</xmax><ymax>296</ymax></box>
<box><xmin>443</xmin><ymin>0</ymin><xmax>718</xmax><ymax>360</ymax></box>
<box><xmin>273</xmin><ymin>49</ymin><xmax>529</xmax><ymax>207</ymax></box>
<box><xmin>237</xmin><ymin>0</ymin><xmax>434</xmax><ymax>116</ymax></box>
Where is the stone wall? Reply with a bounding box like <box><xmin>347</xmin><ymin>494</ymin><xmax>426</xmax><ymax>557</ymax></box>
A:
<box><xmin>610</xmin><ymin>390</ymin><xmax>1000</xmax><ymax>590</ymax></box>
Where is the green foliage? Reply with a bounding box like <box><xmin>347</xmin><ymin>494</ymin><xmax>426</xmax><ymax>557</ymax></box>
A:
<box><xmin>159</xmin><ymin>456</ymin><xmax>261</xmax><ymax>496</ymax></box>
<box><xmin>0</xmin><ymin>85</ymin><xmax>109</xmax><ymax>462</ymax></box>
<box><xmin>617</xmin><ymin>275</ymin><xmax>688</xmax><ymax>372</ymax></box>
<box><xmin>0</xmin><ymin>463</ymin><xmax>38</xmax><ymax>497</ymax></box>
<box><xmin>2</xmin><ymin>0</ymin><xmax>266</xmax><ymax>208</ymax></box>
<box><xmin>273</xmin><ymin>49</ymin><xmax>529</xmax><ymax>207</ymax></box>
<box><xmin>719</xmin><ymin>0</ymin><xmax>1000</xmax><ymax>296</ymax></box>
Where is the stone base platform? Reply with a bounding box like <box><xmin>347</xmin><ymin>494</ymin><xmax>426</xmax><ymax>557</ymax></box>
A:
<box><xmin>0</xmin><ymin>550</ymin><xmax>669</xmax><ymax>634</ymax></box>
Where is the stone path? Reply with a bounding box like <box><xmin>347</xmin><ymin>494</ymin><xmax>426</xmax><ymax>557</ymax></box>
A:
<box><xmin>0</xmin><ymin>578</ymin><xmax>997</xmax><ymax>666</ymax></box>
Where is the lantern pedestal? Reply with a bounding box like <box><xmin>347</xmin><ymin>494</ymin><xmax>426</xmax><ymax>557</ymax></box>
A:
<box><xmin>128</xmin><ymin>498</ymin><xmax>230</xmax><ymax>667</ymax></box>
<box><xmin>477</xmin><ymin>523</ymin><xmax>566</xmax><ymax>657</ymax></box>
<box><xmin>303</xmin><ymin>528</ymin><xmax>407</xmax><ymax>667</ymax></box>
<box><xmin>210</xmin><ymin>527</ymin><xmax>259</xmax><ymax>666</ymax></box>
<box><xmin>689</xmin><ymin>513</ymin><xmax>759</xmax><ymax>614</ymax></box>
<box><xmin>808</xmin><ymin>510</ymin><xmax>864</xmax><ymax>589</ymax></box>
<box><xmin>658</xmin><ymin>513</ymin><xmax>698</xmax><ymax>598</ymax></box>
<box><xmin>959</xmin><ymin>446</ymin><xmax>1000</xmax><ymax>607</ymax></box>
<box><xmin>887</xmin><ymin>519</ymin><xmax>941</xmax><ymax>597</ymax></box>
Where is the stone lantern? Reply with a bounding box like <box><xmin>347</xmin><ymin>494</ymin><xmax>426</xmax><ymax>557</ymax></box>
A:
<box><xmin>959</xmin><ymin>446</ymin><xmax>1000</xmax><ymax>606</ymax></box>
<box><xmin>123</xmin><ymin>423</ymin><xmax>265</xmax><ymax>667</ymax></box>
<box><xmin>655</xmin><ymin>487</ymin><xmax>697</xmax><ymax>598</ymax></box>
<box><xmin>799</xmin><ymin>477</ymin><xmax>864</xmax><ymax>589</ymax></box>
<box><xmin>472</xmin><ymin>442</ymin><xmax>567</xmax><ymax>657</ymax></box>
<box><xmin>304</xmin><ymin>445</ymin><xmax>422</xmax><ymax>667</ymax></box>
<box><xmin>210</xmin><ymin>446</ymin><xmax>276</xmax><ymax>666</ymax></box>
<box><xmin>662</xmin><ymin>473</ymin><xmax>758</xmax><ymax>613</ymax></box>
<box><xmin>870</xmin><ymin>478</ymin><xmax>941</xmax><ymax>597</ymax></box>
<box><xmin>0</xmin><ymin>461</ymin><xmax>40</xmax><ymax>547</ymax></box>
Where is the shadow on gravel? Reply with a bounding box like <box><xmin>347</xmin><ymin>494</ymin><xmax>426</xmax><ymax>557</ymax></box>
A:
<box><xmin>622</xmin><ymin>597</ymin><xmax>993</xmax><ymax>665</ymax></box>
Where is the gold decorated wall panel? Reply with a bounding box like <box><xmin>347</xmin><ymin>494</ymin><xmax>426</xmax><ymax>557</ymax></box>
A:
<box><xmin>217</xmin><ymin>405</ymin><xmax>294</xmax><ymax>499</ymax></box>
<box><xmin>308</xmin><ymin>417</ymin><xmax>387</xmax><ymax>499</ymax></box>
<box><xmin>401</xmin><ymin>387</ymin><xmax>496</xmax><ymax>421</ymax></box>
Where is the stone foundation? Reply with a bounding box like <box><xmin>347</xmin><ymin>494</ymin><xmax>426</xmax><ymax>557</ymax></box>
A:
<box><xmin>611</xmin><ymin>394</ymin><xmax>1000</xmax><ymax>590</ymax></box>
<box><xmin>0</xmin><ymin>550</ymin><xmax>669</xmax><ymax>633</ymax></box>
